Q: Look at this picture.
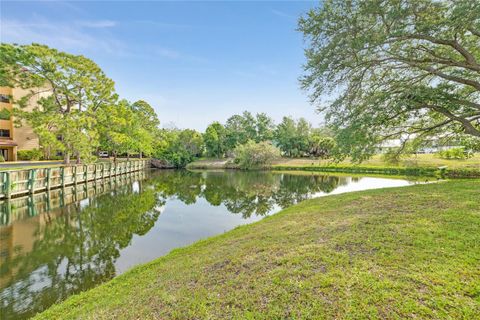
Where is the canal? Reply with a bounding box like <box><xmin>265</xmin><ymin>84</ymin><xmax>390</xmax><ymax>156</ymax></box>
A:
<box><xmin>0</xmin><ymin>169</ymin><xmax>421</xmax><ymax>319</ymax></box>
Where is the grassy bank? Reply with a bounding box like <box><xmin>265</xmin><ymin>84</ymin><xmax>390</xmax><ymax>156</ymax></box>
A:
<box><xmin>36</xmin><ymin>180</ymin><xmax>480</xmax><ymax>319</ymax></box>
<box><xmin>187</xmin><ymin>154</ymin><xmax>480</xmax><ymax>178</ymax></box>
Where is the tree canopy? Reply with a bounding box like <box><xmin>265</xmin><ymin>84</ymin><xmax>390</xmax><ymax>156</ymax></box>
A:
<box><xmin>1</xmin><ymin>43</ymin><xmax>117</xmax><ymax>163</ymax></box>
<box><xmin>202</xmin><ymin>112</ymin><xmax>335</xmax><ymax>160</ymax></box>
<box><xmin>274</xmin><ymin>116</ymin><xmax>312</xmax><ymax>157</ymax></box>
<box><xmin>0</xmin><ymin>43</ymin><xmax>160</xmax><ymax>163</ymax></box>
<box><xmin>154</xmin><ymin>128</ymin><xmax>204</xmax><ymax>167</ymax></box>
<box><xmin>224</xmin><ymin>111</ymin><xmax>275</xmax><ymax>151</ymax></box>
<box><xmin>204</xmin><ymin>122</ymin><xmax>227</xmax><ymax>158</ymax></box>
<box><xmin>299</xmin><ymin>0</ymin><xmax>480</xmax><ymax>160</ymax></box>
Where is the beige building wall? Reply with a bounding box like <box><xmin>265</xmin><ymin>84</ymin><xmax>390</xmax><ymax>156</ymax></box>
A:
<box><xmin>11</xmin><ymin>87</ymin><xmax>43</xmax><ymax>151</ymax></box>
<box><xmin>0</xmin><ymin>86</ymin><xmax>47</xmax><ymax>161</ymax></box>
<box><xmin>0</xmin><ymin>87</ymin><xmax>17</xmax><ymax>161</ymax></box>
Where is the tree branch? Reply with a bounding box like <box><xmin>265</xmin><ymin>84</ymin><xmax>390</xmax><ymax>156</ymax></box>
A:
<box><xmin>397</xmin><ymin>34</ymin><xmax>479</xmax><ymax>68</ymax></box>
<box><xmin>408</xmin><ymin>63</ymin><xmax>480</xmax><ymax>91</ymax></box>
<box><xmin>468</xmin><ymin>28</ymin><xmax>480</xmax><ymax>38</ymax></box>
<box><xmin>426</xmin><ymin>104</ymin><xmax>480</xmax><ymax>137</ymax></box>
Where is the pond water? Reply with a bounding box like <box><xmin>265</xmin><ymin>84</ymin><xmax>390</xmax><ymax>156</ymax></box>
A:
<box><xmin>0</xmin><ymin>169</ymin><xmax>421</xmax><ymax>319</ymax></box>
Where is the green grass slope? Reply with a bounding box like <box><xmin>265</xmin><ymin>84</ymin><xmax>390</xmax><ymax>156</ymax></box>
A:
<box><xmin>36</xmin><ymin>180</ymin><xmax>480</xmax><ymax>319</ymax></box>
<box><xmin>187</xmin><ymin>154</ymin><xmax>480</xmax><ymax>178</ymax></box>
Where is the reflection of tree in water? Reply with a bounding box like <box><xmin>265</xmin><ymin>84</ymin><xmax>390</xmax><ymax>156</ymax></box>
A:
<box><xmin>149</xmin><ymin>170</ymin><xmax>345</xmax><ymax>219</ymax></box>
<box><xmin>203</xmin><ymin>171</ymin><xmax>281</xmax><ymax>218</ymax></box>
<box><xmin>151</xmin><ymin>170</ymin><xmax>203</xmax><ymax>205</ymax></box>
<box><xmin>0</xmin><ymin>182</ymin><xmax>163</xmax><ymax>320</ymax></box>
<box><xmin>273</xmin><ymin>174</ymin><xmax>346</xmax><ymax>209</ymax></box>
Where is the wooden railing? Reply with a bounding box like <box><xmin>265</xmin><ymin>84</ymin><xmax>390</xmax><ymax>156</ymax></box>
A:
<box><xmin>0</xmin><ymin>160</ymin><xmax>150</xmax><ymax>200</ymax></box>
<box><xmin>0</xmin><ymin>169</ymin><xmax>148</xmax><ymax>226</ymax></box>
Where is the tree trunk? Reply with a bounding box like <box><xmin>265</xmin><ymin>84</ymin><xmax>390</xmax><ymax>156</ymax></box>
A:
<box><xmin>139</xmin><ymin>151</ymin><xmax>142</xmax><ymax>159</ymax></box>
<box><xmin>64</xmin><ymin>152</ymin><xmax>70</xmax><ymax>165</ymax></box>
<box><xmin>75</xmin><ymin>151</ymin><xmax>81</xmax><ymax>164</ymax></box>
<box><xmin>44</xmin><ymin>146</ymin><xmax>50</xmax><ymax>161</ymax></box>
<box><xmin>127</xmin><ymin>153</ymin><xmax>130</xmax><ymax>161</ymax></box>
<box><xmin>113</xmin><ymin>151</ymin><xmax>117</xmax><ymax>163</ymax></box>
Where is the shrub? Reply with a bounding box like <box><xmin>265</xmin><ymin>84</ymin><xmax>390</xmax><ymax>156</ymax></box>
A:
<box><xmin>436</xmin><ymin>147</ymin><xmax>471</xmax><ymax>160</ymax></box>
<box><xmin>234</xmin><ymin>140</ymin><xmax>281</xmax><ymax>169</ymax></box>
<box><xmin>17</xmin><ymin>149</ymin><xmax>43</xmax><ymax>161</ymax></box>
<box><xmin>0</xmin><ymin>155</ymin><xmax>4</xmax><ymax>162</ymax></box>
<box><xmin>309</xmin><ymin>136</ymin><xmax>336</xmax><ymax>158</ymax></box>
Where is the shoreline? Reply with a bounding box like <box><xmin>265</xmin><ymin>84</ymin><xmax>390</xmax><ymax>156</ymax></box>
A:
<box><xmin>186</xmin><ymin>155</ymin><xmax>480</xmax><ymax>178</ymax></box>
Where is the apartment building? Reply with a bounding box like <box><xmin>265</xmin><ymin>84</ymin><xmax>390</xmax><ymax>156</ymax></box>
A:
<box><xmin>0</xmin><ymin>87</ymin><xmax>41</xmax><ymax>161</ymax></box>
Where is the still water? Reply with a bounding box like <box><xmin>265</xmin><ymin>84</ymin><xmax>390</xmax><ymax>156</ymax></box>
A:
<box><xmin>0</xmin><ymin>169</ymin><xmax>420</xmax><ymax>319</ymax></box>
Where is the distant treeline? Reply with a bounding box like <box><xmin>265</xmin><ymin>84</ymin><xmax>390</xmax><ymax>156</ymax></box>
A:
<box><xmin>155</xmin><ymin>111</ymin><xmax>336</xmax><ymax>167</ymax></box>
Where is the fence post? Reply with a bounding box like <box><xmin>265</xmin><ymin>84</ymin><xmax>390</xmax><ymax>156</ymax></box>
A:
<box><xmin>29</xmin><ymin>169</ymin><xmax>36</xmax><ymax>194</ymax></box>
<box><xmin>27</xmin><ymin>195</ymin><xmax>36</xmax><ymax>217</ymax></box>
<box><xmin>5</xmin><ymin>172</ymin><xmax>11</xmax><ymax>200</ymax></box>
<box><xmin>73</xmin><ymin>184</ymin><xmax>77</xmax><ymax>202</ymax></box>
<box><xmin>46</xmin><ymin>168</ymin><xmax>51</xmax><ymax>191</ymax></box>
<box><xmin>59</xmin><ymin>188</ymin><xmax>65</xmax><ymax>207</ymax></box>
<box><xmin>61</xmin><ymin>167</ymin><xmax>65</xmax><ymax>188</ymax></box>
<box><xmin>1</xmin><ymin>200</ymin><xmax>11</xmax><ymax>225</ymax></box>
<box><xmin>73</xmin><ymin>165</ymin><xmax>77</xmax><ymax>185</ymax></box>
<box><xmin>46</xmin><ymin>191</ymin><xmax>51</xmax><ymax>211</ymax></box>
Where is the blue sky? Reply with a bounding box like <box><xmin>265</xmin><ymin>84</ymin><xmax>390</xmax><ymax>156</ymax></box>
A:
<box><xmin>1</xmin><ymin>0</ymin><xmax>320</xmax><ymax>131</ymax></box>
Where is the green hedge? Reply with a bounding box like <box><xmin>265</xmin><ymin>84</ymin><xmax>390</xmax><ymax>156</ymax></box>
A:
<box><xmin>17</xmin><ymin>149</ymin><xmax>43</xmax><ymax>161</ymax></box>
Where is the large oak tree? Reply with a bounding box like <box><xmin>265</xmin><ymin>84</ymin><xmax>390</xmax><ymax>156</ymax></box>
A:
<box><xmin>0</xmin><ymin>43</ymin><xmax>116</xmax><ymax>163</ymax></box>
<box><xmin>299</xmin><ymin>0</ymin><xmax>480</xmax><ymax>160</ymax></box>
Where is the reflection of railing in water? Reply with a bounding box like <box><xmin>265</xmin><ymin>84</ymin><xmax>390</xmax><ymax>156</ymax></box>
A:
<box><xmin>0</xmin><ymin>170</ymin><xmax>148</xmax><ymax>226</ymax></box>
<box><xmin>0</xmin><ymin>160</ymin><xmax>149</xmax><ymax>200</ymax></box>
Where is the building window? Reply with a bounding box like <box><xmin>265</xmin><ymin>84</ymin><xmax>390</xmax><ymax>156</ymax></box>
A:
<box><xmin>0</xmin><ymin>129</ymin><xmax>10</xmax><ymax>138</ymax></box>
<box><xmin>0</xmin><ymin>108</ymin><xmax>11</xmax><ymax>120</ymax></box>
<box><xmin>0</xmin><ymin>94</ymin><xmax>10</xmax><ymax>103</ymax></box>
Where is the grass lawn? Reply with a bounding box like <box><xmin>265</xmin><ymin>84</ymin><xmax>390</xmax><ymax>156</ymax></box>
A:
<box><xmin>272</xmin><ymin>153</ymin><xmax>480</xmax><ymax>170</ymax></box>
<box><xmin>188</xmin><ymin>154</ymin><xmax>480</xmax><ymax>178</ymax></box>
<box><xmin>36</xmin><ymin>180</ymin><xmax>480</xmax><ymax>319</ymax></box>
<box><xmin>189</xmin><ymin>154</ymin><xmax>480</xmax><ymax>170</ymax></box>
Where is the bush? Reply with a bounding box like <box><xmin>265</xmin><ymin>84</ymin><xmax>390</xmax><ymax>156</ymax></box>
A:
<box><xmin>17</xmin><ymin>149</ymin><xmax>43</xmax><ymax>161</ymax></box>
<box><xmin>436</xmin><ymin>147</ymin><xmax>471</xmax><ymax>160</ymax></box>
<box><xmin>0</xmin><ymin>155</ymin><xmax>4</xmax><ymax>162</ymax></box>
<box><xmin>234</xmin><ymin>140</ymin><xmax>281</xmax><ymax>169</ymax></box>
<box><xmin>309</xmin><ymin>136</ymin><xmax>336</xmax><ymax>158</ymax></box>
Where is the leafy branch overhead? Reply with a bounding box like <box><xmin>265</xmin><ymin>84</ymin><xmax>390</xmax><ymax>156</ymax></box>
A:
<box><xmin>299</xmin><ymin>0</ymin><xmax>480</xmax><ymax>161</ymax></box>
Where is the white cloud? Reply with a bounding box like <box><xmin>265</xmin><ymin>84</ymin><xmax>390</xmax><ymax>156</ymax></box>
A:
<box><xmin>232</xmin><ymin>64</ymin><xmax>278</xmax><ymax>78</ymax></box>
<box><xmin>156</xmin><ymin>47</ymin><xmax>181</xmax><ymax>59</ymax></box>
<box><xmin>75</xmin><ymin>20</ymin><xmax>117</xmax><ymax>28</ymax></box>
<box><xmin>0</xmin><ymin>17</ymin><xmax>125</xmax><ymax>55</ymax></box>
<box><xmin>132</xmin><ymin>20</ymin><xmax>193</xmax><ymax>30</ymax></box>
<box><xmin>153</xmin><ymin>46</ymin><xmax>208</xmax><ymax>63</ymax></box>
<box><xmin>271</xmin><ymin>9</ymin><xmax>296</xmax><ymax>19</ymax></box>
